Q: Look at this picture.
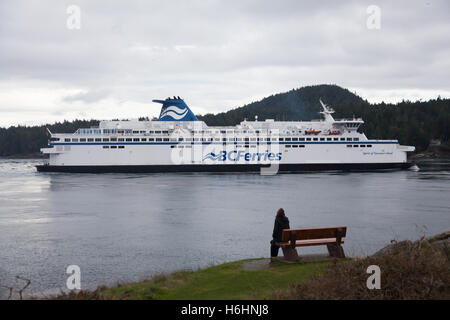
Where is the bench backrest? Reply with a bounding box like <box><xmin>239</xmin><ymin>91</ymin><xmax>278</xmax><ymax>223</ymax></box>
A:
<box><xmin>281</xmin><ymin>226</ymin><xmax>347</xmax><ymax>243</ymax></box>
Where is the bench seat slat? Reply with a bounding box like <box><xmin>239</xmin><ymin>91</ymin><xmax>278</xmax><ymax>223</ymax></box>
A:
<box><xmin>278</xmin><ymin>238</ymin><xmax>345</xmax><ymax>248</ymax></box>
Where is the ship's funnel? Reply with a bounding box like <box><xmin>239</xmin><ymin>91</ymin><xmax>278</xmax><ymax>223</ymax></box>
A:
<box><xmin>152</xmin><ymin>98</ymin><xmax>198</xmax><ymax>121</ymax></box>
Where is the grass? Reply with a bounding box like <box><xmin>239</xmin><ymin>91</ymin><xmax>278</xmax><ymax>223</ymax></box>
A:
<box><xmin>273</xmin><ymin>237</ymin><xmax>450</xmax><ymax>299</ymax></box>
<box><xmin>48</xmin><ymin>232</ymin><xmax>450</xmax><ymax>300</ymax></box>
<box><xmin>52</xmin><ymin>258</ymin><xmax>330</xmax><ymax>300</ymax></box>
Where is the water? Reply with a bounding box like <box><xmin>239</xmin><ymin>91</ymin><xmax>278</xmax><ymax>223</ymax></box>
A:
<box><xmin>0</xmin><ymin>158</ymin><xmax>449</xmax><ymax>297</ymax></box>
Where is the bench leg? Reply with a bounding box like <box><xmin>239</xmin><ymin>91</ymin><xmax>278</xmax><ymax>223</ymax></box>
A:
<box><xmin>281</xmin><ymin>247</ymin><xmax>300</xmax><ymax>262</ymax></box>
<box><xmin>327</xmin><ymin>244</ymin><xmax>345</xmax><ymax>258</ymax></box>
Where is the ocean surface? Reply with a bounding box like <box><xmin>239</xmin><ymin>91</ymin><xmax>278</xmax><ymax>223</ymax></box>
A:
<box><xmin>0</xmin><ymin>158</ymin><xmax>449</xmax><ymax>297</ymax></box>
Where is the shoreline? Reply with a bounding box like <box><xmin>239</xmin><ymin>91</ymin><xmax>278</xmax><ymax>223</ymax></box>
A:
<box><xmin>28</xmin><ymin>231</ymin><xmax>449</xmax><ymax>300</ymax></box>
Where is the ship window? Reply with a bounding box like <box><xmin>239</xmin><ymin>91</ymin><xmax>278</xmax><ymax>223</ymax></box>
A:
<box><xmin>292</xmin><ymin>138</ymin><xmax>298</xmax><ymax>141</ymax></box>
<box><xmin>170</xmin><ymin>145</ymin><xmax>175</xmax><ymax>148</ymax></box>
<box><xmin>360</xmin><ymin>145</ymin><xmax>366</xmax><ymax>147</ymax></box>
<box><xmin>306</xmin><ymin>138</ymin><xmax>311</xmax><ymax>141</ymax></box>
<box><xmin>255</xmin><ymin>130</ymin><xmax>260</xmax><ymax>134</ymax></box>
<box><xmin>285</xmin><ymin>138</ymin><xmax>291</xmax><ymax>141</ymax></box>
<box><xmin>149</xmin><ymin>131</ymin><xmax>154</xmax><ymax>134</ymax></box>
<box><xmin>118</xmin><ymin>146</ymin><xmax>125</xmax><ymax>149</ymax></box>
<box><xmin>299</xmin><ymin>138</ymin><xmax>305</xmax><ymax>141</ymax></box>
<box><xmin>163</xmin><ymin>138</ymin><xmax>169</xmax><ymax>141</ymax></box>
<box><xmin>250</xmin><ymin>145</ymin><xmax>256</xmax><ymax>148</ymax></box>
<box><xmin>265</xmin><ymin>138</ymin><xmax>270</xmax><ymax>141</ymax></box>
<box><xmin>141</xmin><ymin>138</ymin><xmax>147</xmax><ymax>142</ymax></box>
<box><xmin>118</xmin><ymin>138</ymin><xmax>124</xmax><ymax>141</ymax></box>
<box><xmin>110</xmin><ymin>138</ymin><xmax>117</xmax><ymax>142</ymax></box>
<box><xmin>178</xmin><ymin>138</ymin><xmax>184</xmax><ymax>141</ymax></box>
<box><xmin>118</xmin><ymin>130</ymin><xmax>124</xmax><ymax>134</ymax></box>
<box><xmin>103</xmin><ymin>138</ymin><xmax>110</xmax><ymax>142</ymax></box>
<box><xmin>279</xmin><ymin>138</ymin><xmax>284</xmax><ymax>141</ymax></box>
<box><xmin>72</xmin><ymin>138</ymin><xmax>78</xmax><ymax>142</ymax></box>
<box><xmin>320</xmin><ymin>138</ymin><xmax>325</xmax><ymax>141</ymax></box>
<box><xmin>245</xmin><ymin>145</ymin><xmax>249</xmax><ymax>148</ymax></box>
<box><xmin>313</xmin><ymin>138</ymin><xmax>318</xmax><ymax>141</ymax></box>
<box><xmin>354</xmin><ymin>145</ymin><xmax>359</xmax><ymax>147</ymax></box>
<box><xmin>156</xmin><ymin>138</ymin><xmax>162</xmax><ymax>141</ymax></box>
<box><xmin>228</xmin><ymin>138</ymin><xmax>234</xmax><ymax>141</ymax></box>
<box><xmin>353</xmin><ymin>138</ymin><xmax>359</xmax><ymax>141</ymax></box>
<box><xmin>126</xmin><ymin>138</ymin><xmax>132</xmax><ymax>142</ymax></box>
<box><xmin>236</xmin><ymin>138</ymin><xmax>242</xmax><ymax>141</ymax></box>
<box><xmin>347</xmin><ymin>145</ymin><xmax>352</xmax><ymax>148</ymax></box>
<box><xmin>333</xmin><ymin>138</ymin><xmax>339</xmax><ymax>141</ymax></box>
<box><xmin>140</xmin><ymin>131</ymin><xmax>146</xmax><ymax>134</ymax></box>
<box><xmin>133</xmin><ymin>131</ymin><xmax>139</xmax><ymax>134</ymax></box>
<box><xmin>95</xmin><ymin>138</ymin><xmax>101</xmax><ymax>142</ymax></box>
<box><xmin>222</xmin><ymin>138</ymin><xmax>227</xmax><ymax>141</ymax></box>
<box><xmin>155</xmin><ymin>131</ymin><xmax>162</xmax><ymax>134</ymax></box>
<box><xmin>367</xmin><ymin>145</ymin><xmax>372</xmax><ymax>147</ymax></box>
<box><xmin>103</xmin><ymin>146</ymin><xmax>109</xmax><ymax>149</ymax></box>
<box><xmin>327</xmin><ymin>138</ymin><xmax>332</xmax><ymax>141</ymax></box>
<box><xmin>170</xmin><ymin>138</ymin><xmax>177</xmax><ymax>142</ymax></box>
<box><xmin>148</xmin><ymin>138</ymin><xmax>154</xmax><ymax>141</ymax></box>
<box><xmin>347</xmin><ymin>138</ymin><xmax>352</xmax><ymax>141</ymax></box>
<box><xmin>220</xmin><ymin>130</ymin><xmax>226</xmax><ymax>134</ymax></box>
<box><xmin>292</xmin><ymin>145</ymin><xmax>298</xmax><ymax>148</ymax></box>
<box><xmin>340</xmin><ymin>138</ymin><xmax>346</xmax><ymax>141</ymax></box>
<box><xmin>162</xmin><ymin>131</ymin><xmax>169</xmax><ymax>134</ymax></box>
<box><xmin>111</xmin><ymin>146</ymin><xmax>117</xmax><ymax>149</ymax></box>
<box><xmin>193</xmin><ymin>138</ymin><xmax>199</xmax><ymax>141</ymax></box>
<box><xmin>299</xmin><ymin>145</ymin><xmax>305</xmax><ymax>148</ymax></box>
<box><xmin>88</xmin><ymin>138</ymin><xmax>94</xmax><ymax>142</ymax></box>
<box><xmin>244</xmin><ymin>138</ymin><xmax>249</xmax><ymax>141</ymax></box>
<box><xmin>80</xmin><ymin>138</ymin><xmax>86</xmax><ymax>142</ymax></box>
<box><xmin>286</xmin><ymin>145</ymin><xmax>291</xmax><ymax>148</ymax></box>
<box><xmin>178</xmin><ymin>145</ymin><xmax>184</xmax><ymax>148</ymax></box>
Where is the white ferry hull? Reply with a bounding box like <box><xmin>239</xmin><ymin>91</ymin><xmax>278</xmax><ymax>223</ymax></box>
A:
<box><xmin>37</xmin><ymin>98</ymin><xmax>416</xmax><ymax>173</ymax></box>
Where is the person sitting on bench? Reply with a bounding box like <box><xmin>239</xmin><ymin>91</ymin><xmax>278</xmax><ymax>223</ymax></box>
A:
<box><xmin>270</xmin><ymin>208</ymin><xmax>290</xmax><ymax>260</ymax></box>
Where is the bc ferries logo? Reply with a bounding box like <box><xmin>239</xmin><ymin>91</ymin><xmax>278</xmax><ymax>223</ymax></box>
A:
<box><xmin>203</xmin><ymin>150</ymin><xmax>282</xmax><ymax>162</ymax></box>
<box><xmin>160</xmin><ymin>106</ymin><xmax>189</xmax><ymax>120</ymax></box>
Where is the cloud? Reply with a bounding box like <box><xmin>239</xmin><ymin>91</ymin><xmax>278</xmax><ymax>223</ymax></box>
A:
<box><xmin>62</xmin><ymin>89</ymin><xmax>111</xmax><ymax>104</ymax></box>
<box><xmin>0</xmin><ymin>0</ymin><xmax>449</xmax><ymax>127</ymax></box>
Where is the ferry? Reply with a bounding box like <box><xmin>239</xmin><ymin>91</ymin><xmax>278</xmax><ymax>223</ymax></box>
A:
<box><xmin>36</xmin><ymin>98</ymin><xmax>415</xmax><ymax>173</ymax></box>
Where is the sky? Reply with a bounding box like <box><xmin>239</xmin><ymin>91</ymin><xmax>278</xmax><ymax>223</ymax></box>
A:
<box><xmin>0</xmin><ymin>0</ymin><xmax>449</xmax><ymax>127</ymax></box>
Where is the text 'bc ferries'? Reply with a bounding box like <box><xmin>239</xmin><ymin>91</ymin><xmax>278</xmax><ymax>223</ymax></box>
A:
<box><xmin>37</xmin><ymin>98</ymin><xmax>415</xmax><ymax>173</ymax></box>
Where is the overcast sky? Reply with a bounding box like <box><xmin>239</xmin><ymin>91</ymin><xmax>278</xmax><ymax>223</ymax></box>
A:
<box><xmin>0</xmin><ymin>0</ymin><xmax>449</xmax><ymax>127</ymax></box>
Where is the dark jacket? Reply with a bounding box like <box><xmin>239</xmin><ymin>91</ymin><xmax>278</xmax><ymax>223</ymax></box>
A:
<box><xmin>272</xmin><ymin>215</ymin><xmax>290</xmax><ymax>242</ymax></box>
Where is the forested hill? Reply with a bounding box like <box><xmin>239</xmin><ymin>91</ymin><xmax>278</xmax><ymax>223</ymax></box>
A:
<box><xmin>0</xmin><ymin>84</ymin><xmax>449</xmax><ymax>156</ymax></box>
<box><xmin>198</xmin><ymin>85</ymin><xmax>368</xmax><ymax>125</ymax></box>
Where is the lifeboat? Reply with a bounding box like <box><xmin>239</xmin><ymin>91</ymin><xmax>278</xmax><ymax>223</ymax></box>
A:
<box><xmin>305</xmin><ymin>129</ymin><xmax>321</xmax><ymax>135</ymax></box>
<box><xmin>329</xmin><ymin>130</ymin><xmax>341</xmax><ymax>135</ymax></box>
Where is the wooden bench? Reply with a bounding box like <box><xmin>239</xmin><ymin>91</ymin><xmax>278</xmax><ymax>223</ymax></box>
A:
<box><xmin>277</xmin><ymin>226</ymin><xmax>347</xmax><ymax>261</ymax></box>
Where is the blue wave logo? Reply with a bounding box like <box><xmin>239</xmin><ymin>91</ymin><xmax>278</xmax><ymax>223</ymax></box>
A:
<box><xmin>202</xmin><ymin>152</ymin><xmax>224</xmax><ymax>161</ymax></box>
<box><xmin>160</xmin><ymin>106</ymin><xmax>189</xmax><ymax>120</ymax></box>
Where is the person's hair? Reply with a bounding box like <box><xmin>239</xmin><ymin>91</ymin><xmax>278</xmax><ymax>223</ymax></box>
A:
<box><xmin>276</xmin><ymin>208</ymin><xmax>285</xmax><ymax>217</ymax></box>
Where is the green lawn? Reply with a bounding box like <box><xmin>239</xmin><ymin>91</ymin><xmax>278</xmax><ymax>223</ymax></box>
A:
<box><xmin>96</xmin><ymin>258</ymin><xmax>330</xmax><ymax>300</ymax></box>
